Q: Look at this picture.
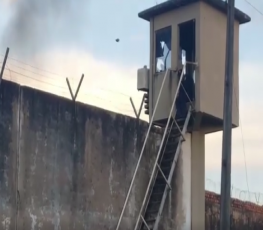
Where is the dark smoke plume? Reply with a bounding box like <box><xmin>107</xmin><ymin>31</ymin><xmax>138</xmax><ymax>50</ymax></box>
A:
<box><xmin>1</xmin><ymin>0</ymin><xmax>90</xmax><ymax>60</ymax></box>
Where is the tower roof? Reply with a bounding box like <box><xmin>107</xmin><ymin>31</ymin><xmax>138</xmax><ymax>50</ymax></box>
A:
<box><xmin>138</xmin><ymin>0</ymin><xmax>251</xmax><ymax>24</ymax></box>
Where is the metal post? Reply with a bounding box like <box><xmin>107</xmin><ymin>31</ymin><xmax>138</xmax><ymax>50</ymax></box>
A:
<box><xmin>66</xmin><ymin>78</ymin><xmax>75</xmax><ymax>100</ymax></box>
<box><xmin>65</xmin><ymin>74</ymin><xmax>84</xmax><ymax>229</ymax></box>
<box><xmin>0</xmin><ymin>47</ymin><xmax>10</xmax><ymax>85</ymax></box>
<box><xmin>66</xmin><ymin>74</ymin><xmax>84</xmax><ymax>101</ymax></box>
<box><xmin>74</xmin><ymin>74</ymin><xmax>84</xmax><ymax>100</ymax></box>
<box><xmin>130</xmin><ymin>94</ymin><xmax>145</xmax><ymax>119</ymax></box>
<box><xmin>220</xmin><ymin>0</ymin><xmax>235</xmax><ymax>229</ymax></box>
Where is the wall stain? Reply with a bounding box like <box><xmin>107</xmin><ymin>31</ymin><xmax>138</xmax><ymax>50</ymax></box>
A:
<box><xmin>0</xmin><ymin>79</ymin><xmax>263</xmax><ymax>230</ymax></box>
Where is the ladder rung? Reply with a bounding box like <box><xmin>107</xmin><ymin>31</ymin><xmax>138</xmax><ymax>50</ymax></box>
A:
<box><xmin>153</xmin><ymin>183</ymin><xmax>166</xmax><ymax>189</ymax></box>
<box><xmin>160</xmin><ymin>157</ymin><xmax>173</xmax><ymax>167</ymax></box>
<box><xmin>174</xmin><ymin>118</ymin><xmax>186</xmax><ymax>125</ymax></box>
<box><xmin>145</xmin><ymin>216</ymin><xmax>156</xmax><ymax>223</ymax></box>
<box><xmin>165</xmin><ymin>144</ymin><xmax>177</xmax><ymax>152</ymax></box>
<box><xmin>169</xmin><ymin>132</ymin><xmax>181</xmax><ymax>138</ymax></box>
<box><xmin>140</xmin><ymin>215</ymin><xmax>151</xmax><ymax>230</ymax></box>
<box><xmin>166</xmin><ymin>140</ymin><xmax>177</xmax><ymax>146</ymax></box>
<box><xmin>151</xmin><ymin>191</ymin><xmax>163</xmax><ymax>197</ymax></box>
<box><xmin>146</xmin><ymin>206</ymin><xmax>159</xmax><ymax>214</ymax></box>
<box><xmin>163</xmin><ymin>149</ymin><xmax>176</xmax><ymax>155</ymax></box>
<box><xmin>148</xmin><ymin>200</ymin><xmax>162</xmax><ymax>206</ymax></box>
<box><xmin>147</xmin><ymin>201</ymin><xmax>162</xmax><ymax>212</ymax></box>
<box><xmin>161</xmin><ymin>157</ymin><xmax>174</xmax><ymax>165</ymax></box>
<box><xmin>156</xmin><ymin>164</ymin><xmax>172</xmax><ymax>190</ymax></box>
<box><xmin>158</xmin><ymin>165</ymin><xmax>170</xmax><ymax>175</ymax></box>
<box><xmin>173</xmin><ymin>120</ymin><xmax>185</xmax><ymax>141</ymax></box>
<box><xmin>150</xmin><ymin>195</ymin><xmax>163</xmax><ymax>202</ymax></box>
<box><xmin>169</xmin><ymin>123</ymin><xmax>183</xmax><ymax>131</ymax></box>
<box><xmin>177</xmin><ymin>117</ymin><xmax>185</xmax><ymax>120</ymax></box>
<box><xmin>163</xmin><ymin>152</ymin><xmax>175</xmax><ymax>160</ymax></box>
<box><xmin>161</xmin><ymin>157</ymin><xmax>174</xmax><ymax>163</ymax></box>
<box><xmin>155</xmin><ymin>174</ymin><xmax>167</xmax><ymax>182</ymax></box>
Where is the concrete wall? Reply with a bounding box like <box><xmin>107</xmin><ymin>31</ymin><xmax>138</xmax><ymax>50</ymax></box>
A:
<box><xmin>0</xmin><ymin>79</ymin><xmax>263</xmax><ymax>230</ymax></box>
<box><xmin>0</xmin><ymin>79</ymin><xmax>160</xmax><ymax>230</ymax></box>
<box><xmin>205</xmin><ymin>191</ymin><xmax>263</xmax><ymax>230</ymax></box>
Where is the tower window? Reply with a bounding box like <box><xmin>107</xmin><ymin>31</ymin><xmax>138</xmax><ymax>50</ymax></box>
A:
<box><xmin>155</xmin><ymin>26</ymin><xmax>172</xmax><ymax>73</ymax></box>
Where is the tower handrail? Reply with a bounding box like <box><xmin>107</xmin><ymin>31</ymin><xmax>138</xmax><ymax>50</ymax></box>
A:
<box><xmin>133</xmin><ymin>64</ymin><xmax>186</xmax><ymax>230</ymax></box>
<box><xmin>115</xmin><ymin>68</ymin><xmax>171</xmax><ymax>230</ymax></box>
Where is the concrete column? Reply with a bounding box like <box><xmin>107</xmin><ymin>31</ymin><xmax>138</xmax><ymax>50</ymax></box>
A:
<box><xmin>173</xmin><ymin>133</ymin><xmax>192</xmax><ymax>230</ymax></box>
<box><xmin>167</xmin><ymin>132</ymin><xmax>205</xmax><ymax>230</ymax></box>
<box><xmin>181</xmin><ymin>133</ymin><xmax>192</xmax><ymax>230</ymax></box>
<box><xmin>191</xmin><ymin>131</ymin><xmax>205</xmax><ymax>230</ymax></box>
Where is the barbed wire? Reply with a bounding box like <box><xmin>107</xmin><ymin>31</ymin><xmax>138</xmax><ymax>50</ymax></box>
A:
<box><xmin>2</xmin><ymin>56</ymin><xmax>262</xmax><ymax>205</ymax></box>
<box><xmin>0</xmin><ymin>54</ymin><xmax>65</xmax><ymax>77</ymax></box>
<box><xmin>243</xmin><ymin>0</ymin><xmax>263</xmax><ymax>16</ymax></box>
<box><xmin>0</xmin><ymin>56</ymin><xmax>146</xmax><ymax>120</ymax></box>
<box><xmin>205</xmin><ymin>178</ymin><xmax>263</xmax><ymax>205</ymax></box>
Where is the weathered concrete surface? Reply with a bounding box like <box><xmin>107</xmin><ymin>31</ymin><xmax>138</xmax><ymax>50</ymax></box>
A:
<box><xmin>0</xmin><ymin>80</ymin><xmax>160</xmax><ymax>230</ymax></box>
<box><xmin>0</xmin><ymin>80</ymin><xmax>19</xmax><ymax>230</ymax></box>
<box><xmin>206</xmin><ymin>191</ymin><xmax>263</xmax><ymax>229</ymax></box>
<box><xmin>1</xmin><ymin>79</ymin><xmax>263</xmax><ymax>230</ymax></box>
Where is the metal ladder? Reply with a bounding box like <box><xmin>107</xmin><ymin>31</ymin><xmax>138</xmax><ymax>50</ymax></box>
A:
<box><xmin>135</xmin><ymin>107</ymin><xmax>192</xmax><ymax>230</ymax></box>
<box><xmin>115</xmin><ymin>64</ymin><xmax>191</xmax><ymax>230</ymax></box>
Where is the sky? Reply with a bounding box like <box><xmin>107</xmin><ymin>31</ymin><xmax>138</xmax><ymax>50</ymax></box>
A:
<box><xmin>0</xmin><ymin>0</ymin><xmax>263</xmax><ymax>204</ymax></box>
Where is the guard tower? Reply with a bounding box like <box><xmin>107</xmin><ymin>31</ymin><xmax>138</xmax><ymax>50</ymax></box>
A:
<box><xmin>137</xmin><ymin>0</ymin><xmax>250</xmax><ymax>133</ymax></box>
<box><xmin>115</xmin><ymin>1</ymin><xmax>250</xmax><ymax>230</ymax></box>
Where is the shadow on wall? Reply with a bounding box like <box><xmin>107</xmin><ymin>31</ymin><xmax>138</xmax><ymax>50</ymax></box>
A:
<box><xmin>0</xmin><ymin>79</ymin><xmax>263</xmax><ymax>230</ymax></box>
